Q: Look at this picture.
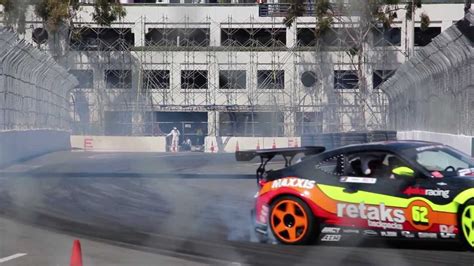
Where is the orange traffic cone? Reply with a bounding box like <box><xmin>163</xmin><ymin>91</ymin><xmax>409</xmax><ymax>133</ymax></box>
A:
<box><xmin>256</xmin><ymin>140</ymin><xmax>260</xmax><ymax>150</ymax></box>
<box><xmin>272</xmin><ymin>139</ymin><xmax>276</xmax><ymax>149</ymax></box>
<box><xmin>210</xmin><ymin>141</ymin><xmax>215</xmax><ymax>153</ymax></box>
<box><xmin>70</xmin><ymin>240</ymin><xmax>83</xmax><ymax>266</ymax></box>
<box><xmin>235</xmin><ymin>141</ymin><xmax>240</xmax><ymax>152</ymax></box>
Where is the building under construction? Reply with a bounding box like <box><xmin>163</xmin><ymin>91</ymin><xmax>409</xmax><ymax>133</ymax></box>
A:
<box><xmin>19</xmin><ymin>1</ymin><xmax>466</xmax><ymax>143</ymax></box>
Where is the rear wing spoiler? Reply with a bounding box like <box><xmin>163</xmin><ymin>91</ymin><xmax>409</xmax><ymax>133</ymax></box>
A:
<box><xmin>236</xmin><ymin>146</ymin><xmax>325</xmax><ymax>165</ymax></box>
<box><xmin>236</xmin><ymin>146</ymin><xmax>325</xmax><ymax>186</ymax></box>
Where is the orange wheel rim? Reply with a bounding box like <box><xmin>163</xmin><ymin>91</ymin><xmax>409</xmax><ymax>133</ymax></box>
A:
<box><xmin>270</xmin><ymin>199</ymin><xmax>308</xmax><ymax>243</ymax></box>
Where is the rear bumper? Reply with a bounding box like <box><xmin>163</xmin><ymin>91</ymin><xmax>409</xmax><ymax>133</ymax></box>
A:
<box><xmin>251</xmin><ymin>208</ymin><xmax>269</xmax><ymax>241</ymax></box>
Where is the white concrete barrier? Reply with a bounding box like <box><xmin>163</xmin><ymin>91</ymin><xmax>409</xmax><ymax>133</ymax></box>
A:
<box><xmin>398</xmin><ymin>131</ymin><xmax>474</xmax><ymax>156</ymax></box>
<box><xmin>71</xmin><ymin>136</ymin><xmax>167</xmax><ymax>152</ymax></box>
<box><xmin>0</xmin><ymin>130</ymin><xmax>70</xmax><ymax>168</ymax></box>
<box><xmin>204</xmin><ymin>136</ymin><xmax>301</xmax><ymax>153</ymax></box>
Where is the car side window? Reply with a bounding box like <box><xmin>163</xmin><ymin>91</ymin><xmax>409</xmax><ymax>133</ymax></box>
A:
<box><xmin>315</xmin><ymin>154</ymin><xmax>345</xmax><ymax>176</ymax></box>
<box><xmin>345</xmin><ymin>152</ymin><xmax>408</xmax><ymax>180</ymax></box>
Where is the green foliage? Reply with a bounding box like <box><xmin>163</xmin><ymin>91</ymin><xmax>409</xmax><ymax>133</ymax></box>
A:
<box><xmin>283</xmin><ymin>0</ymin><xmax>305</xmax><ymax>28</ymax></box>
<box><xmin>0</xmin><ymin>0</ymin><xmax>28</xmax><ymax>33</ymax></box>
<box><xmin>315</xmin><ymin>0</ymin><xmax>331</xmax><ymax>18</ymax></box>
<box><xmin>34</xmin><ymin>0</ymin><xmax>78</xmax><ymax>32</ymax></box>
<box><xmin>314</xmin><ymin>0</ymin><xmax>333</xmax><ymax>35</ymax></box>
<box><xmin>405</xmin><ymin>0</ymin><xmax>422</xmax><ymax>20</ymax></box>
<box><xmin>420</xmin><ymin>12</ymin><xmax>430</xmax><ymax>31</ymax></box>
<box><xmin>1</xmin><ymin>0</ymin><xmax>126</xmax><ymax>34</ymax></box>
<box><xmin>93</xmin><ymin>0</ymin><xmax>127</xmax><ymax>26</ymax></box>
<box><xmin>283</xmin><ymin>0</ymin><xmax>429</xmax><ymax>32</ymax></box>
<box><xmin>316</xmin><ymin>17</ymin><xmax>333</xmax><ymax>36</ymax></box>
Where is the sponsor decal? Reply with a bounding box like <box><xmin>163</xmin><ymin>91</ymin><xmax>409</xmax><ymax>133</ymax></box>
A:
<box><xmin>458</xmin><ymin>168</ymin><xmax>474</xmax><ymax>177</ymax></box>
<box><xmin>406</xmin><ymin>200</ymin><xmax>434</xmax><ymax>231</ymax></box>
<box><xmin>321</xmin><ymin>234</ymin><xmax>341</xmax><ymax>242</ymax></box>
<box><xmin>321</xmin><ymin>227</ymin><xmax>341</xmax><ymax>234</ymax></box>
<box><xmin>418</xmin><ymin>232</ymin><xmax>437</xmax><ymax>239</ymax></box>
<box><xmin>403</xmin><ymin>187</ymin><xmax>450</xmax><ymax>199</ymax></box>
<box><xmin>380</xmin><ymin>231</ymin><xmax>398</xmax><ymax>237</ymax></box>
<box><xmin>440</xmin><ymin>225</ymin><xmax>456</xmax><ymax>233</ymax></box>
<box><xmin>342</xmin><ymin>229</ymin><xmax>360</xmax><ymax>234</ymax></box>
<box><xmin>337</xmin><ymin>203</ymin><xmax>405</xmax><ymax>230</ymax></box>
<box><xmin>439</xmin><ymin>225</ymin><xmax>457</xmax><ymax>239</ymax></box>
<box><xmin>271</xmin><ymin>178</ymin><xmax>315</xmax><ymax>190</ymax></box>
<box><xmin>440</xmin><ymin>233</ymin><xmax>456</xmax><ymax>239</ymax></box>
<box><xmin>368</xmin><ymin>220</ymin><xmax>403</xmax><ymax>230</ymax></box>
<box><xmin>363</xmin><ymin>230</ymin><xmax>378</xmax><ymax>236</ymax></box>
<box><xmin>339</xmin><ymin>176</ymin><xmax>377</xmax><ymax>184</ymax></box>
<box><xmin>401</xmin><ymin>231</ymin><xmax>416</xmax><ymax>238</ymax></box>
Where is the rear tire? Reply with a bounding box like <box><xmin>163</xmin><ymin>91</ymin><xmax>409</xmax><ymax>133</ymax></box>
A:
<box><xmin>459</xmin><ymin>199</ymin><xmax>474</xmax><ymax>251</ymax></box>
<box><xmin>269</xmin><ymin>196</ymin><xmax>317</xmax><ymax>245</ymax></box>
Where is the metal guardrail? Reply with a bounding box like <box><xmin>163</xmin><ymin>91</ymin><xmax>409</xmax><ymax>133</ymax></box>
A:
<box><xmin>0</xmin><ymin>29</ymin><xmax>78</xmax><ymax>131</ymax></box>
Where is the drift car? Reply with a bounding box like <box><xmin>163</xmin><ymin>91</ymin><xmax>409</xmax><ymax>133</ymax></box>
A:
<box><xmin>236</xmin><ymin>141</ymin><xmax>474</xmax><ymax>249</ymax></box>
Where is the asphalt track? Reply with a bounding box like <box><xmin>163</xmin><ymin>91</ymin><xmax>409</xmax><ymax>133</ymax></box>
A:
<box><xmin>0</xmin><ymin>151</ymin><xmax>473</xmax><ymax>265</ymax></box>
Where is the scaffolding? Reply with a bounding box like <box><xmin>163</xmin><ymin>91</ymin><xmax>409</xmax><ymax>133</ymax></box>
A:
<box><xmin>29</xmin><ymin>3</ymin><xmax>412</xmax><ymax>137</ymax></box>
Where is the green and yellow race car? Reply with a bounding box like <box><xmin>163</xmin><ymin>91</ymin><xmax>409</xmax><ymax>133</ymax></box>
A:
<box><xmin>237</xmin><ymin>141</ymin><xmax>474</xmax><ymax>249</ymax></box>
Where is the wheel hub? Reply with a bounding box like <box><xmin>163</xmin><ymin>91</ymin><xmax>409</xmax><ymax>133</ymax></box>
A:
<box><xmin>283</xmin><ymin>214</ymin><xmax>295</xmax><ymax>228</ymax></box>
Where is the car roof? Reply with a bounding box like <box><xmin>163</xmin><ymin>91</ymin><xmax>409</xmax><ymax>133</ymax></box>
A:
<box><xmin>327</xmin><ymin>140</ymin><xmax>443</xmax><ymax>154</ymax></box>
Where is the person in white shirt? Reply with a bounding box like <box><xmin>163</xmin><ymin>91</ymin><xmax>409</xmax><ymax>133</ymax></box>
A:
<box><xmin>167</xmin><ymin>127</ymin><xmax>180</xmax><ymax>152</ymax></box>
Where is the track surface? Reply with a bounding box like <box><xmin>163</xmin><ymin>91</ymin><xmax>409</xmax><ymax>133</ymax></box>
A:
<box><xmin>0</xmin><ymin>151</ymin><xmax>473</xmax><ymax>265</ymax></box>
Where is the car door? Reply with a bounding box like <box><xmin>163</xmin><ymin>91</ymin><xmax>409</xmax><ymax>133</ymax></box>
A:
<box><xmin>334</xmin><ymin>150</ymin><xmax>420</xmax><ymax>232</ymax></box>
<box><xmin>336</xmin><ymin>150</ymin><xmax>458</xmax><ymax>237</ymax></box>
<box><xmin>341</xmin><ymin>150</ymin><xmax>411</xmax><ymax>196</ymax></box>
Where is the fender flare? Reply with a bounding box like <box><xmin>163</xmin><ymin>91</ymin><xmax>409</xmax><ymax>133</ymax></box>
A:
<box><xmin>453</xmin><ymin>188</ymin><xmax>474</xmax><ymax>206</ymax></box>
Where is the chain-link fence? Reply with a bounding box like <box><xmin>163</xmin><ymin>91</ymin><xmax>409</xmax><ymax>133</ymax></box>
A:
<box><xmin>0</xmin><ymin>28</ymin><xmax>78</xmax><ymax>131</ymax></box>
<box><xmin>382</xmin><ymin>12</ymin><xmax>473</xmax><ymax>135</ymax></box>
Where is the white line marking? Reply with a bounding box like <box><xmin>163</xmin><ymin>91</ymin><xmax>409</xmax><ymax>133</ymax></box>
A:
<box><xmin>0</xmin><ymin>253</ymin><xmax>27</xmax><ymax>263</ymax></box>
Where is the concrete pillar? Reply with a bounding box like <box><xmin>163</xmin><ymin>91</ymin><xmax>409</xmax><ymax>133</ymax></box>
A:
<box><xmin>134</xmin><ymin>16</ymin><xmax>145</xmax><ymax>47</ymax></box>
<box><xmin>405</xmin><ymin>17</ymin><xmax>415</xmax><ymax>59</ymax></box>
<box><xmin>208</xmin><ymin>110</ymin><xmax>220</xmax><ymax>136</ymax></box>
<box><xmin>284</xmin><ymin>111</ymin><xmax>296</xmax><ymax>137</ymax></box>
<box><xmin>286</xmin><ymin>19</ymin><xmax>297</xmax><ymax>48</ymax></box>
<box><xmin>209</xmin><ymin>17</ymin><xmax>221</xmax><ymax>47</ymax></box>
<box><xmin>132</xmin><ymin>111</ymin><xmax>145</xmax><ymax>135</ymax></box>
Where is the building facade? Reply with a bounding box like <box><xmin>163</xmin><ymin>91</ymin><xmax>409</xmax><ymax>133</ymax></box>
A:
<box><xmin>10</xmin><ymin>1</ymin><xmax>467</xmax><ymax>142</ymax></box>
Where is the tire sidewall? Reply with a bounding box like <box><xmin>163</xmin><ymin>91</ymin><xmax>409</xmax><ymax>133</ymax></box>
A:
<box><xmin>458</xmin><ymin>199</ymin><xmax>474</xmax><ymax>251</ymax></box>
<box><xmin>269</xmin><ymin>195</ymin><xmax>317</xmax><ymax>245</ymax></box>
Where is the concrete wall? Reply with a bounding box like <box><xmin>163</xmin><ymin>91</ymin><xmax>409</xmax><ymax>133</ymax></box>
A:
<box><xmin>71</xmin><ymin>135</ymin><xmax>298</xmax><ymax>153</ymax></box>
<box><xmin>71</xmin><ymin>135</ymin><xmax>167</xmax><ymax>152</ymax></box>
<box><xmin>398</xmin><ymin>131</ymin><xmax>474</xmax><ymax>156</ymax></box>
<box><xmin>70</xmin><ymin>132</ymin><xmax>474</xmax><ymax>156</ymax></box>
<box><xmin>204</xmin><ymin>136</ymin><xmax>300</xmax><ymax>153</ymax></box>
<box><xmin>0</xmin><ymin>130</ymin><xmax>71</xmax><ymax>168</ymax></box>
